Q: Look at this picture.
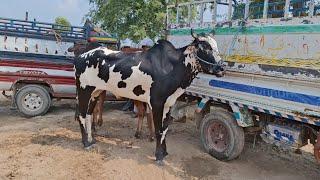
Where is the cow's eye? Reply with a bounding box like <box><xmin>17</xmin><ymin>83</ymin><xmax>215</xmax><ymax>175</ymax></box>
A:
<box><xmin>200</xmin><ymin>43</ymin><xmax>208</xmax><ymax>49</ymax></box>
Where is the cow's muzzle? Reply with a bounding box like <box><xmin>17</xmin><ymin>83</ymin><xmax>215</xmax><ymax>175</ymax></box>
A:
<box><xmin>210</xmin><ymin>61</ymin><xmax>226</xmax><ymax>77</ymax></box>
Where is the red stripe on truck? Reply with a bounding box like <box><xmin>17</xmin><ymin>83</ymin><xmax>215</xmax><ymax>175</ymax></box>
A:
<box><xmin>0</xmin><ymin>59</ymin><xmax>74</xmax><ymax>71</ymax></box>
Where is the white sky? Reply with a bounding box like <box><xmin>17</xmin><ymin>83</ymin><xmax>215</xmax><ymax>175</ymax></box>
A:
<box><xmin>0</xmin><ymin>0</ymin><xmax>90</xmax><ymax>26</ymax></box>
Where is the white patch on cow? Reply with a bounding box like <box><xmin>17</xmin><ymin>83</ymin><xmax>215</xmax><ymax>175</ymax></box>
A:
<box><xmin>79</xmin><ymin>115</ymin><xmax>93</xmax><ymax>143</ymax></box>
<box><xmin>79</xmin><ymin>59</ymin><xmax>153</xmax><ymax>109</ymax></box>
<box><xmin>79</xmin><ymin>116</ymin><xmax>86</xmax><ymax>127</ymax></box>
<box><xmin>199</xmin><ymin>36</ymin><xmax>222</xmax><ymax>63</ymax></box>
<box><xmin>183</xmin><ymin>49</ymin><xmax>200</xmax><ymax>73</ymax></box>
<box><xmin>80</xmin><ymin>47</ymin><xmax>102</xmax><ymax>58</ymax></box>
<box><xmin>79</xmin><ymin>66</ymin><xmax>107</xmax><ymax>89</ymax></box>
<box><xmin>102</xmin><ymin>60</ymin><xmax>106</xmax><ymax>65</ymax></box>
<box><xmin>102</xmin><ymin>48</ymin><xmax>120</xmax><ymax>56</ymax></box>
<box><xmin>162</xmin><ymin>87</ymin><xmax>185</xmax><ymax>124</ymax></box>
<box><xmin>162</xmin><ymin>106</ymin><xmax>170</xmax><ymax>122</ymax></box>
<box><xmin>80</xmin><ymin>47</ymin><xmax>120</xmax><ymax>59</ymax></box>
<box><xmin>85</xmin><ymin>115</ymin><xmax>93</xmax><ymax>142</ymax></box>
<box><xmin>161</xmin><ymin>127</ymin><xmax>168</xmax><ymax>144</ymax></box>
<box><xmin>105</xmin><ymin>62</ymin><xmax>153</xmax><ymax>105</ymax></box>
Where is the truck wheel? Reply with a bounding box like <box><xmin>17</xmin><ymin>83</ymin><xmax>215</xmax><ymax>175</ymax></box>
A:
<box><xmin>15</xmin><ymin>85</ymin><xmax>51</xmax><ymax>117</ymax></box>
<box><xmin>200</xmin><ymin>108</ymin><xmax>244</xmax><ymax>161</ymax></box>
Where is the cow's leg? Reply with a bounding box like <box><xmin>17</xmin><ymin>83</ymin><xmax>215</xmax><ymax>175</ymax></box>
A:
<box><xmin>134</xmin><ymin>101</ymin><xmax>145</xmax><ymax>139</ymax></box>
<box><xmin>146</xmin><ymin>104</ymin><xmax>155</xmax><ymax>142</ymax></box>
<box><xmin>85</xmin><ymin>95</ymin><xmax>100</xmax><ymax>143</ymax></box>
<box><xmin>160</xmin><ymin>106</ymin><xmax>172</xmax><ymax>155</ymax></box>
<box><xmin>75</xmin><ymin>97</ymin><xmax>80</xmax><ymax>122</ymax></box>
<box><xmin>97</xmin><ymin>91</ymin><xmax>106</xmax><ymax>127</ymax></box>
<box><xmin>76</xmin><ymin>83</ymin><xmax>100</xmax><ymax>148</ymax></box>
<box><xmin>152</xmin><ymin>102</ymin><xmax>172</xmax><ymax>164</ymax></box>
<box><xmin>92</xmin><ymin>104</ymin><xmax>98</xmax><ymax>132</ymax></box>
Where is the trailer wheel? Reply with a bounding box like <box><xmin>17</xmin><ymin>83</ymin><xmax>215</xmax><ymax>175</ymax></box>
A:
<box><xmin>200</xmin><ymin>108</ymin><xmax>244</xmax><ymax>161</ymax></box>
<box><xmin>15</xmin><ymin>85</ymin><xmax>51</xmax><ymax>117</ymax></box>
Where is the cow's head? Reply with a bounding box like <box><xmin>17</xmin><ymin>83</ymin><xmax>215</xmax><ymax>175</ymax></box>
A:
<box><xmin>68</xmin><ymin>41</ymin><xmax>87</xmax><ymax>57</ymax></box>
<box><xmin>191</xmin><ymin>29</ymin><xmax>225</xmax><ymax>77</ymax></box>
<box><xmin>68</xmin><ymin>41</ymin><xmax>102</xmax><ymax>57</ymax></box>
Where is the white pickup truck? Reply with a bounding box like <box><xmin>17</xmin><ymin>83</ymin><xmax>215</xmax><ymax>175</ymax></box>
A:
<box><xmin>167</xmin><ymin>0</ymin><xmax>320</xmax><ymax>162</ymax></box>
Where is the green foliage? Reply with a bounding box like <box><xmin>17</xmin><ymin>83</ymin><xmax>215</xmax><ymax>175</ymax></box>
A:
<box><xmin>54</xmin><ymin>16</ymin><xmax>71</xmax><ymax>32</ymax></box>
<box><xmin>87</xmin><ymin>0</ymin><xmax>167</xmax><ymax>42</ymax></box>
<box><xmin>232</xmin><ymin>3</ymin><xmax>245</xmax><ymax>20</ymax></box>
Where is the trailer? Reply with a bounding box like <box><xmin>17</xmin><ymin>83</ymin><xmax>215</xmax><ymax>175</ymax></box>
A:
<box><xmin>0</xmin><ymin>17</ymin><xmax>117</xmax><ymax>116</ymax></box>
<box><xmin>167</xmin><ymin>0</ymin><xmax>320</xmax><ymax>162</ymax></box>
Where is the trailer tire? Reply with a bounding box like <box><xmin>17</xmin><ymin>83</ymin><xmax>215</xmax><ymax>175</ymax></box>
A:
<box><xmin>200</xmin><ymin>108</ymin><xmax>244</xmax><ymax>161</ymax></box>
<box><xmin>15</xmin><ymin>85</ymin><xmax>51</xmax><ymax>117</ymax></box>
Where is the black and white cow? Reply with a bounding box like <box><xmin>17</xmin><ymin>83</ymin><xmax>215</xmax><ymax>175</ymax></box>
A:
<box><xmin>74</xmin><ymin>30</ymin><xmax>224</xmax><ymax>164</ymax></box>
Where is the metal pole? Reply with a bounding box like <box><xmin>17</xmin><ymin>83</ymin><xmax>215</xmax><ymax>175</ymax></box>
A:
<box><xmin>176</xmin><ymin>6</ymin><xmax>179</xmax><ymax>24</ymax></box>
<box><xmin>228</xmin><ymin>0</ymin><xmax>233</xmax><ymax>21</ymax></box>
<box><xmin>188</xmin><ymin>4</ymin><xmax>191</xmax><ymax>24</ymax></box>
<box><xmin>284</xmin><ymin>0</ymin><xmax>290</xmax><ymax>19</ymax></box>
<box><xmin>309</xmin><ymin>0</ymin><xmax>315</xmax><ymax>18</ymax></box>
<box><xmin>212</xmin><ymin>0</ymin><xmax>217</xmax><ymax>24</ymax></box>
<box><xmin>200</xmin><ymin>3</ymin><xmax>204</xmax><ymax>25</ymax></box>
<box><xmin>25</xmin><ymin>11</ymin><xmax>29</xmax><ymax>21</ymax></box>
<box><xmin>244</xmin><ymin>0</ymin><xmax>250</xmax><ymax>20</ymax></box>
<box><xmin>263</xmin><ymin>0</ymin><xmax>269</xmax><ymax>19</ymax></box>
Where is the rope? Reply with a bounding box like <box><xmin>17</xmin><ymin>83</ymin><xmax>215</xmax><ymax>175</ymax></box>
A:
<box><xmin>50</xmin><ymin>29</ymin><xmax>62</xmax><ymax>43</ymax></box>
<box><xmin>194</xmin><ymin>52</ymin><xmax>217</xmax><ymax>66</ymax></box>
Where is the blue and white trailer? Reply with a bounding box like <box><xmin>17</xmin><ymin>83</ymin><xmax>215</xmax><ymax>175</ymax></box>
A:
<box><xmin>167</xmin><ymin>0</ymin><xmax>320</xmax><ymax>161</ymax></box>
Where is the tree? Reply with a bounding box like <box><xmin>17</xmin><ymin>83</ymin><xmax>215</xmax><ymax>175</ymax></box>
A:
<box><xmin>87</xmin><ymin>0</ymin><xmax>209</xmax><ymax>41</ymax></box>
<box><xmin>87</xmin><ymin>0</ymin><xmax>167</xmax><ymax>42</ymax></box>
<box><xmin>54</xmin><ymin>16</ymin><xmax>71</xmax><ymax>32</ymax></box>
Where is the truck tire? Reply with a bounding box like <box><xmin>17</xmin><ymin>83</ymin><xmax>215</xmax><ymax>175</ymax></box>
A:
<box><xmin>15</xmin><ymin>85</ymin><xmax>51</xmax><ymax>117</ymax></box>
<box><xmin>200</xmin><ymin>108</ymin><xmax>244</xmax><ymax>161</ymax></box>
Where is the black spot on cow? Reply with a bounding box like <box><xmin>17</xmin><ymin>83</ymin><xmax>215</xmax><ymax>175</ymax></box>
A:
<box><xmin>118</xmin><ymin>81</ymin><xmax>126</xmax><ymax>88</ymax></box>
<box><xmin>133</xmin><ymin>85</ymin><xmax>145</xmax><ymax>96</ymax></box>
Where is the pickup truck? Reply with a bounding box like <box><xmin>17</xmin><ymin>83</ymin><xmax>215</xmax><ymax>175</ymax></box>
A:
<box><xmin>0</xmin><ymin>17</ymin><xmax>117</xmax><ymax>116</ymax></box>
<box><xmin>167</xmin><ymin>0</ymin><xmax>320</xmax><ymax>162</ymax></box>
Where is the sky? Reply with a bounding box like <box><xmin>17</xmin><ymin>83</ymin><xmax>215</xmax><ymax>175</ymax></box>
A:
<box><xmin>0</xmin><ymin>0</ymin><xmax>91</xmax><ymax>26</ymax></box>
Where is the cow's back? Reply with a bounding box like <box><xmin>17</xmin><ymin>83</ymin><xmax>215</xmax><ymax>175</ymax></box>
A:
<box><xmin>75</xmin><ymin>48</ymin><xmax>153</xmax><ymax>104</ymax></box>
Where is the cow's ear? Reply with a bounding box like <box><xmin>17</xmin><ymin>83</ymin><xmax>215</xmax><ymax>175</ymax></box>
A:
<box><xmin>67</xmin><ymin>46</ymin><xmax>75</xmax><ymax>52</ymax></box>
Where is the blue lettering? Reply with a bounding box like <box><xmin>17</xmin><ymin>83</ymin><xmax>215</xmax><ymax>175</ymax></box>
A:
<box><xmin>273</xmin><ymin>129</ymin><xmax>295</xmax><ymax>142</ymax></box>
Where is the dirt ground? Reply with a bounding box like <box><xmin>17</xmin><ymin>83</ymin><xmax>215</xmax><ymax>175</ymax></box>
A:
<box><xmin>0</xmin><ymin>95</ymin><xmax>319</xmax><ymax>180</ymax></box>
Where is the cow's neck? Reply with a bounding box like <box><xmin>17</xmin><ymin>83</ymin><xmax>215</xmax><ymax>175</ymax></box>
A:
<box><xmin>181</xmin><ymin>45</ymin><xmax>200</xmax><ymax>73</ymax></box>
<box><xmin>174</xmin><ymin>45</ymin><xmax>201</xmax><ymax>89</ymax></box>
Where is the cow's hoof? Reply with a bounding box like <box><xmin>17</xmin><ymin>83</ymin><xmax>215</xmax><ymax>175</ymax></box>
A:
<box><xmin>83</xmin><ymin>139</ymin><xmax>96</xmax><ymax>149</ymax></box>
<box><xmin>84</xmin><ymin>143</ymin><xmax>96</xmax><ymax>150</ymax></box>
<box><xmin>155</xmin><ymin>160</ymin><xmax>164</xmax><ymax>166</ymax></box>
<box><xmin>134</xmin><ymin>131</ymin><xmax>142</xmax><ymax>139</ymax></box>
<box><xmin>97</xmin><ymin>120</ymin><xmax>103</xmax><ymax>127</ymax></box>
<box><xmin>164</xmin><ymin>151</ymin><xmax>169</xmax><ymax>157</ymax></box>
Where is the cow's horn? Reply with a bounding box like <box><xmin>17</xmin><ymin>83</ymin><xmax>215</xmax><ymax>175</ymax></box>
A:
<box><xmin>191</xmin><ymin>29</ymin><xmax>198</xmax><ymax>39</ymax></box>
<box><xmin>210</xmin><ymin>30</ymin><xmax>216</xmax><ymax>36</ymax></box>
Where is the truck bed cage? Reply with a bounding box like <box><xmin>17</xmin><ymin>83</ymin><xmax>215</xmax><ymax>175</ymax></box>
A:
<box><xmin>0</xmin><ymin>17</ymin><xmax>87</xmax><ymax>42</ymax></box>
